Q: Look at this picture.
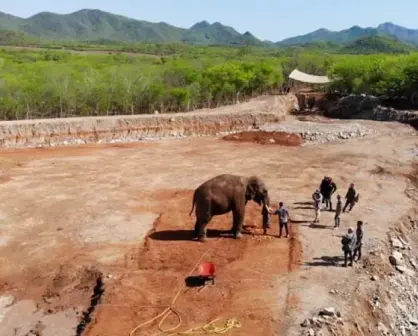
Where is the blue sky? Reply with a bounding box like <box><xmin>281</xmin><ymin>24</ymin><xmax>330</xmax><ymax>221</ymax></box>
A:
<box><xmin>3</xmin><ymin>0</ymin><xmax>418</xmax><ymax>42</ymax></box>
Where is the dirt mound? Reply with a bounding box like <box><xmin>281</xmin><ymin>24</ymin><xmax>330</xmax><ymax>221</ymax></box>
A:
<box><xmin>222</xmin><ymin>131</ymin><xmax>303</xmax><ymax>146</ymax></box>
<box><xmin>85</xmin><ymin>189</ymin><xmax>302</xmax><ymax>336</ymax></box>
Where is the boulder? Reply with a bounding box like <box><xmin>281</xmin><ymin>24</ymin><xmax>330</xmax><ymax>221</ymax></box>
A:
<box><xmin>311</xmin><ymin>317</ymin><xmax>323</xmax><ymax>328</ymax></box>
<box><xmin>396</xmin><ymin>265</ymin><xmax>415</xmax><ymax>276</ymax></box>
<box><xmin>325</xmin><ymin>94</ymin><xmax>379</xmax><ymax>119</ymax></box>
<box><xmin>409</xmin><ymin>318</ymin><xmax>418</xmax><ymax>326</ymax></box>
<box><xmin>301</xmin><ymin>319</ymin><xmax>310</xmax><ymax>327</ymax></box>
<box><xmin>319</xmin><ymin>307</ymin><xmax>336</xmax><ymax>316</ymax></box>
<box><xmin>390</xmin><ymin>237</ymin><xmax>404</xmax><ymax>249</ymax></box>
<box><xmin>378</xmin><ymin>322</ymin><xmax>389</xmax><ymax>335</ymax></box>
<box><xmin>409</xmin><ymin>258</ymin><xmax>417</xmax><ymax>270</ymax></box>
<box><xmin>389</xmin><ymin>251</ymin><xmax>404</xmax><ymax>266</ymax></box>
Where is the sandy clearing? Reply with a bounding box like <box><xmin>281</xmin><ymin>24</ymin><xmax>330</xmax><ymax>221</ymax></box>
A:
<box><xmin>0</xmin><ymin>118</ymin><xmax>416</xmax><ymax>335</ymax></box>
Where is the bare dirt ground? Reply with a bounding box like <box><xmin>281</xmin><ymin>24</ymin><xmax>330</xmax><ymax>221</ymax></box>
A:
<box><xmin>0</xmin><ymin>116</ymin><xmax>416</xmax><ymax>336</ymax></box>
<box><xmin>222</xmin><ymin>130</ymin><xmax>303</xmax><ymax>146</ymax></box>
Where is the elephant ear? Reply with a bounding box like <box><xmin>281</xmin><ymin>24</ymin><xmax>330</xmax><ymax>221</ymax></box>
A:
<box><xmin>245</xmin><ymin>176</ymin><xmax>258</xmax><ymax>201</ymax></box>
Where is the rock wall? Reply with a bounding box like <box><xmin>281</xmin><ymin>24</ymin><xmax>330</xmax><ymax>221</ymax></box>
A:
<box><xmin>0</xmin><ymin>94</ymin><xmax>298</xmax><ymax>148</ymax></box>
<box><xmin>323</xmin><ymin>94</ymin><xmax>418</xmax><ymax>129</ymax></box>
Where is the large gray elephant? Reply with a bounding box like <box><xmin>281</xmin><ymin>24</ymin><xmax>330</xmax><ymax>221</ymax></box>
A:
<box><xmin>188</xmin><ymin>174</ymin><xmax>270</xmax><ymax>241</ymax></box>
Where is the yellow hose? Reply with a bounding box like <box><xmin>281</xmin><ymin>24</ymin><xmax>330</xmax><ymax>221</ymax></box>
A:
<box><xmin>167</xmin><ymin>318</ymin><xmax>242</xmax><ymax>335</ymax></box>
<box><xmin>130</xmin><ymin>238</ymin><xmax>241</xmax><ymax>336</ymax></box>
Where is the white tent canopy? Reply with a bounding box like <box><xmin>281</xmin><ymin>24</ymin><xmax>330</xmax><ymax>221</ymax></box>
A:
<box><xmin>288</xmin><ymin>69</ymin><xmax>331</xmax><ymax>84</ymax></box>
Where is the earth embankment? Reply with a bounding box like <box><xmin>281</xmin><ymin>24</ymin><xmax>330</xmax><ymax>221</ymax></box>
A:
<box><xmin>0</xmin><ymin>94</ymin><xmax>297</xmax><ymax>148</ymax></box>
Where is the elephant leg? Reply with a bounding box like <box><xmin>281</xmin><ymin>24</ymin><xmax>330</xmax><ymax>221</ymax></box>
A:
<box><xmin>197</xmin><ymin>217</ymin><xmax>211</xmax><ymax>242</ymax></box>
<box><xmin>193</xmin><ymin>220</ymin><xmax>200</xmax><ymax>238</ymax></box>
<box><xmin>232</xmin><ymin>207</ymin><xmax>245</xmax><ymax>239</ymax></box>
<box><xmin>193</xmin><ymin>198</ymin><xmax>212</xmax><ymax>241</ymax></box>
<box><xmin>198</xmin><ymin>220</ymin><xmax>210</xmax><ymax>241</ymax></box>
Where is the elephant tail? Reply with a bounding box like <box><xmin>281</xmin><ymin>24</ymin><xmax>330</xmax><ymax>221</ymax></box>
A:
<box><xmin>189</xmin><ymin>191</ymin><xmax>196</xmax><ymax>217</ymax></box>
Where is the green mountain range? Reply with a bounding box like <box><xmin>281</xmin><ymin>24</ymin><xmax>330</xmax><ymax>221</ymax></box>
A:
<box><xmin>0</xmin><ymin>8</ymin><xmax>418</xmax><ymax>53</ymax></box>
<box><xmin>0</xmin><ymin>9</ymin><xmax>263</xmax><ymax>46</ymax></box>
<box><xmin>278</xmin><ymin>22</ymin><xmax>418</xmax><ymax>46</ymax></box>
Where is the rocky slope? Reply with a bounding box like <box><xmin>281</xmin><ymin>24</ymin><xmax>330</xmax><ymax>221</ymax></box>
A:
<box><xmin>323</xmin><ymin>94</ymin><xmax>418</xmax><ymax>128</ymax></box>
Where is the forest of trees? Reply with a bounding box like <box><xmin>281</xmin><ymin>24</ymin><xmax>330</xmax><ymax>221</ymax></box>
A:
<box><xmin>1</xmin><ymin>45</ymin><xmax>418</xmax><ymax>120</ymax></box>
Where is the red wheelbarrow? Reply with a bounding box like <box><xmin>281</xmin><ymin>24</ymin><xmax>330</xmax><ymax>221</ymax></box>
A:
<box><xmin>185</xmin><ymin>262</ymin><xmax>216</xmax><ymax>288</ymax></box>
<box><xmin>199</xmin><ymin>262</ymin><xmax>216</xmax><ymax>285</ymax></box>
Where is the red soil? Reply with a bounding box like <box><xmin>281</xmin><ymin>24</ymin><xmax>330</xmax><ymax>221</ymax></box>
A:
<box><xmin>84</xmin><ymin>190</ymin><xmax>302</xmax><ymax>336</ymax></box>
<box><xmin>223</xmin><ymin>131</ymin><xmax>303</xmax><ymax>146</ymax></box>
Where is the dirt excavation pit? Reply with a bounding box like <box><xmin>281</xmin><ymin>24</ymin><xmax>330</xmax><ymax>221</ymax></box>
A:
<box><xmin>222</xmin><ymin>130</ymin><xmax>303</xmax><ymax>146</ymax></box>
<box><xmin>0</xmin><ymin>142</ymin><xmax>304</xmax><ymax>336</ymax></box>
<box><xmin>0</xmin><ymin>118</ymin><xmax>417</xmax><ymax>336</ymax></box>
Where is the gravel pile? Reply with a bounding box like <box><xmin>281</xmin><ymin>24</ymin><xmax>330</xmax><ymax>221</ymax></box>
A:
<box><xmin>261</xmin><ymin>121</ymin><xmax>374</xmax><ymax>146</ymax></box>
<box><xmin>300</xmin><ymin>307</ymin><xmax>344</xmax><ymax>336</ymax></box>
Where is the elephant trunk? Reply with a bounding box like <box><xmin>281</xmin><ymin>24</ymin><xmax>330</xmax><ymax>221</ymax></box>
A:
<box><xmin>263</xmin><ymin>194</ymin><xmax>270</xmax><ymax>208</ymax></box>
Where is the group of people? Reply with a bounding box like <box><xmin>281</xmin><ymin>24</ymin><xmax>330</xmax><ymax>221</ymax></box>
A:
<box><xmin>260</xmin><ymin>177</ymin><xmax>363</xmax><ymax>267</ymax></box>
<box><xmin>341</xmin><ymin>221</ymin><xmax>364</xmax><ymax>267</ymax></box>
<box><xmin>312</xmin><ymin>177</ymin><xmax>359</xmax><ymax>229</ymax></box>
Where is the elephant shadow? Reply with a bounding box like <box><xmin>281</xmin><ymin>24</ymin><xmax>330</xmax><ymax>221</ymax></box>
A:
<box><xmin>149</xmin><ymin>229</ymin><xmax>233</xmax><ymax>241</ymax></box>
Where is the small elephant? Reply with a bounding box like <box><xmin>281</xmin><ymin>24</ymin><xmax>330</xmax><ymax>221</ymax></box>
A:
<box><xmin>189</xmin><ymin>174</ymin><xmax>270</xmax><ymax>241</ymax></box>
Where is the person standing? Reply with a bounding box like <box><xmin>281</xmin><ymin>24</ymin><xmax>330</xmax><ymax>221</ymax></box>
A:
<box><xmin>341</xmin><ymin>227</ymin><xmax>357</xmax><ymax>267</ymax></box>
<box><xmin>273</xmin><ymin>202</ymin><xmax>290</xmax><ymax>238</ymax></box>
<box><xmin>334</xmin><ymin>195</ymin><xmax>342</xmax><ymax>229</ymax></box>
<box><xmin>353</xmin><ymin>221</ymin><xmax>364</xmax><ymax>261</ymax></box>
<box><xmin>319</xmin><ymin>176</ymin><xmax>329</xmax><ymax>208</ymax></box>
<box><xmin>312</xmin><ymin>189</ymin><xmax>323</xmax><ymax>223</ymax></box>
<box><xmin>343</xmin><ymin>183</ymin><xmax>357</xmax><ymax>213</ymax></box>
<box><xmin>328</xmin><ymin>178</ymin><xmax>337</xmax><ymax>211</ymax></box>
<box><xmin>321</xmin><ymin>177</ymin><xmax>332</xmax><ymax>211</ymax></box>
<box><xmin>261</xmin><ymin>204</ymin><xmax>271</xmax><ymax>235</ymax></box>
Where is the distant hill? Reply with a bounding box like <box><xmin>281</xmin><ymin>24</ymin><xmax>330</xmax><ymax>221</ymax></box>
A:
<box><xmin>277</xmin><ymin>22</ymin><xmax>418</xmax><ymax>46</ymax></box>
<box><xmin>0</xmin><ymin>9</ymin><xmax>262</xmax><ymax>46</ymax></box>
<box><xmin>377</xmin><ymin>22</ymin><xmax>418</xmax><ymax>45</ymax></box>
<box><xmin>179</xmin><ymin>21</ymin><xmax>263</xmax><ymax>46</ymax></box>
<box><xmin>0</xmin><ymin>9</ymin><xmax>417</xmax><ymax>53</ymax></box>
<box><xmin>339</xmin><ymin>35</ymin><xmax>415</xmax><ymax>54</ymax></box>
<box><xmin>278</xmin><ymin>26</ymin><xmax>384</xmax><ymax>46</ymax></box>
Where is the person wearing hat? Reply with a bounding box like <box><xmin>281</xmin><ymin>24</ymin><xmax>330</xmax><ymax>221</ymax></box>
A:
<box><xmin>334</xmin><ymin>194</ymin><xmax>343</xmax><ymax>229</ymax></box>
<box><xmin>343</xmin><ymin>183</ymin><xmax>357</xmax><ymax>213</ymax></box>
<box><xmin>341</xmin><ymin>227</ymin><xmax>357</xmax><ymax>267</ymax></box>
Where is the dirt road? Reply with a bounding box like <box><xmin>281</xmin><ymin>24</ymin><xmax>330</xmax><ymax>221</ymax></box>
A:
<box><xmin>0</xmin><ymin>118</ymin><xmax>416</xmax><ymax>336</ymax></box>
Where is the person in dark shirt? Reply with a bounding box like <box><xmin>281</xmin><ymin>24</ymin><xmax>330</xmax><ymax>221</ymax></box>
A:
<box><xmin>343</xmin><ymin>183</ymin><xmax>357</xmax><ymax>213</ymax></box>
<box><xmin>319</xmin><ymin>176</ymin><xmax>329</xmax><ymax>208</ymax></box>
<box><xmin>322</xmin><ymin>177</ymin><xmax>337</xmax><ymax>211</ymax></box>
<box><xmin>353</xmin><ymin>221</ymin><xmax>364</xmax><ymax>261</ymax></box>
